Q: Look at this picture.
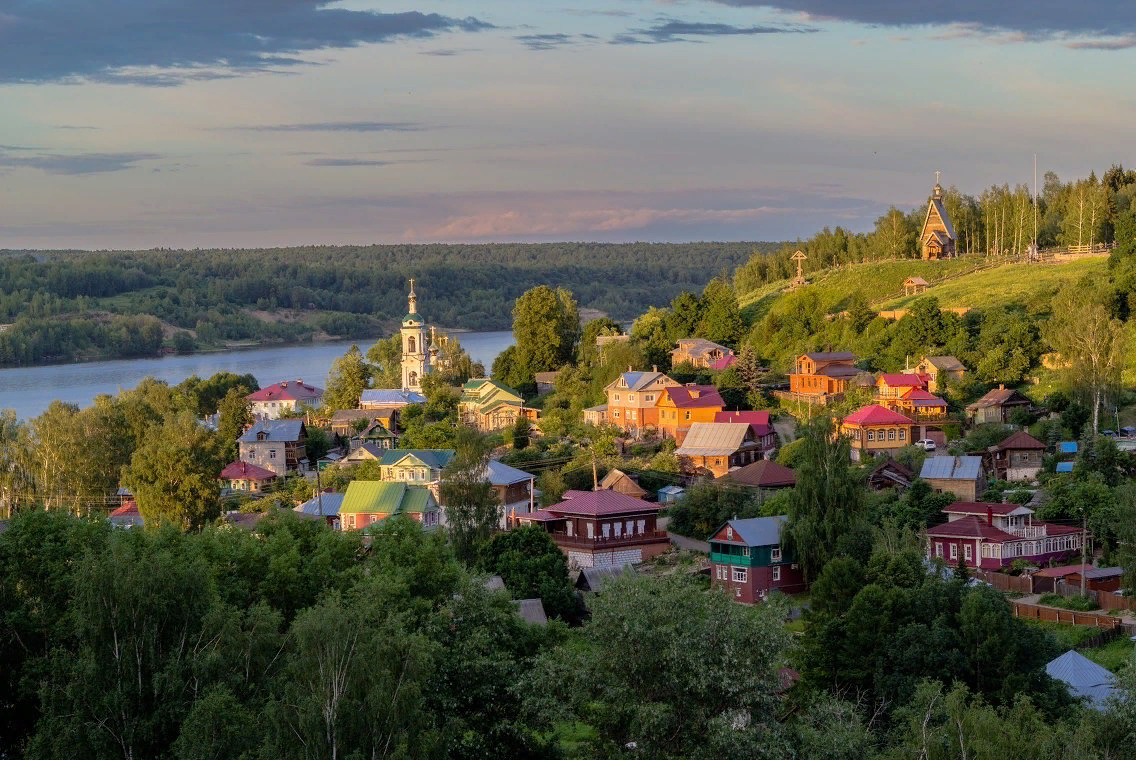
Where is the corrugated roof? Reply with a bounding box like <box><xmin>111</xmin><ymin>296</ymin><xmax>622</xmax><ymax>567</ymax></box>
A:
<box><xmin>484</xmin><ymin>459</ymin><xmax>534</xmax><ymax>485</ymax></box>
<box><xmin>993</xmin><ymin>431</ymin><xmax>1046</xmax><ymax>451</ymax></box>
<box><xmin>238</xmin><ymin>419</ymin><xmax>305</xmax><ymax>443</ymax></box>
<box><xmin>925</xmin><ymin>516</ymin><xmax>1017</xmax><ymax>541</ymax></box>
<box><xmin>549</xmin><ymin>489</ymin><xmax>658</xmax><ymax>517</ymax></box>
<box><xmin>1059</xmin><ymin>442</ymin><xmax>1078</xmax><ymax>454</ymax></box>
<box><xmin>338</xmin><ymin>481</ymin><xmax>435</xmax><ymax>515</ymax></box>
<box><xmin>246</xmin><ymin>380</ymin><xmax>323</xmax><ymax>402</ymax></box>
<box><xmin>514</xmin><ymin>598</ymin><xmax>548</xmax><ymax>625</ymax></box>
<box><xmin>360</xmin><ymin>389</ymin><xmax>426</xmax><ymax>405</ymax></box>
<box><xmin>710</xmin><ymin>355</ymin><xmax>737</xmax><ymax>371</ymax></box>
<box><xmin>378</xmin><ymin>449</ymin><xmax>456</xmax><ymax>469</ymax></box>
<box><xmin>967</xmin><ymin>387</ymin><xmax>1030</xmax><ymax>409</ymax></box>
<box><xmin>714</xmin><ymin>515</ymin><xmax>787</xmax><ymax>547</ymax></box>
<box><xmin>879</xmin><ymin>373</ymin><xmax>924</xmax><ymax>387</ymax></box>
<box><xmin>675</xmin><ymin>422</ymin><xmax>753</xmax><ymax>457</ymax></box>
<box><xmin>295</xmin><ymin>492</ymin><xmax>345</xmax><ymax>516</ymax></box>
<box><xmin>920</xmin><ymin>455</ymin><xmax>983</xmax><ymax>481</ymax></box>
<box><xmin>943</xmin><ymin>502</ymin><xmax>1032</xmax><ymax>517</ymax></box>
<box><xmin>662</xmin><ymin>384</ymin><xmax>725</xmax><ymax>409</ymax></box>
<box><xmin>715</xmin><ymin>410</ymin><xmax>770</xmax><ymax>426</ymax></box>
<box><xmin>1047</xmin><ymin>650</ymin><xmax>1116</xmax><ymax>710</ymax></box>
<box><xmin>1056</xmin><ymin>462</ymin><xmax>1075</xmax><ymax>472</ymax></box>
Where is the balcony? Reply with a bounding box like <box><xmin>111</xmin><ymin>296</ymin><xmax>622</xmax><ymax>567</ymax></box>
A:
<box><xmin>1003</xmin><ymin>524</ymin><xmax>1047</xmax><ymax>540</ymax></box>
<box><xmin>549</xmin><ymin>530</ymin><xmax>671</xmax><ymax>551</ymax></box>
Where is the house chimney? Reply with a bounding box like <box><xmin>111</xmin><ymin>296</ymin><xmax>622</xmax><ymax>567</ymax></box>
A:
<box><xmin>281</xmin><ymin>381</ymin><xmax>288</xmax><ymax>388</ymax></box>
<box><xmin>653</xmin><ymin>365</ymin><xmax>658</xmax><ymax>372</ymax></box>
<box><xmin>986</xmin><ymin>506</ymin><xmax>993</xmax><ymax>525</ymax></box>
<box><xmin>998</xmin><ymin>384</ymin><xmax>1005</xmax><ymax>390</ymax></box>
<box><xmin>628</xmin><ymin>365</ymin><xmax>632</xmax><ymax>372</ymax></box>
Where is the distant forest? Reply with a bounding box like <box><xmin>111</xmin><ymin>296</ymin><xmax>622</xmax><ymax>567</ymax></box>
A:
<box><xmin>0</xmin><ymin>242</ymin><xmax>776</xmax><ymax>367</ymax></box>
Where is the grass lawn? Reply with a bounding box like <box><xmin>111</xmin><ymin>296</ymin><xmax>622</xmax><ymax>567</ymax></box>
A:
<box><xmin>876</xmin><ymin>258</ymin><xmax>1107</xmax><ymax>312</ymax></box>
<box><xmin>1083</xmin><ymin>637</ymin><xmax>1136</xmax><ymax>673</ymax></box>
<box><xmin>552</xmin><ymin>721</ymin><xmax>597</xmax><ymax>756</ymax></box>
<box><xmin>1020</xmin><ymin>620</ymin><xmax>1101</xmax><ymax>650</ymax></box>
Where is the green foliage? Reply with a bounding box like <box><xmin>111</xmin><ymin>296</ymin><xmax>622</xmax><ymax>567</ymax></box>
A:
<box><xmin>664</xmin><ymin>482</ymin><xmax>763</xmax><ymax>539</ymax></box>
<box><xmin>697</xmin><ymin>278</ymin><xmax>743</xmax><ymax>345</ymax></box>
<box><xmin>510</xmin><ymin>285</ymin><xmax>580</xmax><ymax>388</ymax></box>
<box><xmin>1039</xmin><ymin>593</ymin><xmax>1100</xmax><ymax>611</ymax></box>
<box><xmin>441</xmin><ymin>427</ymin><xmax>499</xmax><ymax>566</ymax></box>
<box><xmin>216</xmin><ymin>387</ymin><xmax>253</xmax><ymax>463</ymax></box>
<box><xmin>322</xmin><ymin>343</ymin><xmax>369</xmax><ymax>411</ymax></box>
<box><xmin>479</xmin><ymin>525</ymin><xmax>583</xmax><ymax>622</ymax></box>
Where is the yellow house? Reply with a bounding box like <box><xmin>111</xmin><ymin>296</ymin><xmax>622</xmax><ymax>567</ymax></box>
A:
<box><xmin>914</xmin><ymin>356</ymin><xmax>967</xmax><ymax>394</ymax></box>
<box><xmin>459</xmin><ymin>378</ymin><xmax>540</xmax><ymax>432</ymax></box>
<box><xmin>655</xmin><ymin>384</ymin><xmax>725</xmax><ymax>444</ymax></box>
<box><xmin>875</xmin><ymin>373</ymin><xmax>925</xmax><ymax>399</ymax></box>
<box><xmin>841</xmin><ymin>405</ymin><xmax>915</xmax><ymax>461</ymax></box>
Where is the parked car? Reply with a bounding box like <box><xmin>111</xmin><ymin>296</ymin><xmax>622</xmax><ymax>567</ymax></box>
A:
<box><xmin>915</xmin><ymin>439</ymin><xmax>937</xmax><ymax>451</ymax></box>
<box><xmin>1101</xmin><ymin>429</ymin><xmax>1118</xmax><ymax>437</ymax></box>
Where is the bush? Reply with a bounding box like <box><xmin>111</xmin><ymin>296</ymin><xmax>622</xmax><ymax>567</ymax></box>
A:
<box><xmin>1039</xmin><ymin>593</ymin><xmax>1100</xmax><ymax>612</ymax></box>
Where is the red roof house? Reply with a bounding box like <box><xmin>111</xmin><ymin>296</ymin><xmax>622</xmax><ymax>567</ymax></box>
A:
<box><xmin>714</xmin><ymin>410</ymin><xmax>776</xmax><ymax>452</ymax></box>
<box><xmin>246</xmin><ymin>379</ymin><xmax>324</xmax><ymax>419</ymax></box>
<box><xmin>841</xmin><ymin>405</ymin><xmax>915</xmax><ymax>460</ymax></box>
<box><xmin>656</xmin><ymin>384</ymin><xmax>726</xmax><ymax>443</ymax></box>
<box><xmin>516</xmin><ymin>490</ymin><xmax>669</xmax><ymax>568</ymax></box>
<box><xmin>926</xmin><ymin>502</ymin><xmax>1081</xmax><ymax>570</ymax></box>
<box><xmin>876</xmin><ymin>373</ymin><xmax>928</xmax><ymax>398</ymax></box>
<box><xmin>220</xmin><ymin>460</ymin><xmax>278</xmax><ymax>493</ymax></box>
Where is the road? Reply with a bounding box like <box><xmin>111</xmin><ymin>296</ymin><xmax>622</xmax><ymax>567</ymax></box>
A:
<box><xmin>658</xmin><ymin>516</ymin><xmax>710</xmax><ymax>553</ymax></box>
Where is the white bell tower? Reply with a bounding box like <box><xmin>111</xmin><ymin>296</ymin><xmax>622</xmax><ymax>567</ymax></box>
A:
<box><xmin>401</xmin><ymin>279</ymin><xmax>428</xmax><ymax>390</ymax></box>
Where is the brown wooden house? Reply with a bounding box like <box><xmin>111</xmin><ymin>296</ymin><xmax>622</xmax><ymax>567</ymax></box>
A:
<box><xmin>986</xmin><ymin>430</ymin><xmax>1045</xmax><ymax>481</ymax></box>
<box><xmin>787</xmin><ymin>352</ymin><xmax>859</xmax><ymax>402</ymax></box>
<box><xmin>966</xmin><ymin>385</ymin><xmax>1033</xmax><ymax>424</ymax></box>
<box><xmin>597</xmin><ymin>468</ymin><xmax>647</xmax><ymax>499</ymax></box>
<box><xmin>920</xmin><ymin>180</ymin><xmax>956</xmax><ymax>260</ymax></box>
<box><xmin>674</xmin><ymin>422</ymin><xmax>764</xmax><ymax>477</ymax></box>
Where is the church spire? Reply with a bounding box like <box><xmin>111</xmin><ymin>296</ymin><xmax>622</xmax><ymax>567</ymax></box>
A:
<box><xmin>933</xmin><ymin>169</ymin><xmax>943</xmax><ymax>200</ymax></box>
<box><xmin>407</xmin><ymin>278</ymin><xmax>417</xmax><ymax>315</ymax></box>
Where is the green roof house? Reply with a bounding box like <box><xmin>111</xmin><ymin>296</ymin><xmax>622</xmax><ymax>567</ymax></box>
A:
<box><xmin>338</xmin><ymin>481</ymin><xmax>439</xmax><ymax>532</ymax></box>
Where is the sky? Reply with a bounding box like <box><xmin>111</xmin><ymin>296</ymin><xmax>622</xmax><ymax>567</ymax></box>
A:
<box><xmin>3</xmin><ymin>0</ymin><xmax>1136</xmax><ymax>249</ymax></box>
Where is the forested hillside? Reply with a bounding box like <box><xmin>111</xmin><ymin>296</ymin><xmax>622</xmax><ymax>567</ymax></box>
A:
<box><xmin>0</xmin><ymin>242</ymin><xmax>774</xmax><ymax>367</ymax></box>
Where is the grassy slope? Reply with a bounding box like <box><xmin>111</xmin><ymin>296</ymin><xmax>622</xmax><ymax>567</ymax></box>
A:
<box><xmin>740</xmin><ymin>257</ymin><xmax>1109</xmax><ymax>324</ymax></box>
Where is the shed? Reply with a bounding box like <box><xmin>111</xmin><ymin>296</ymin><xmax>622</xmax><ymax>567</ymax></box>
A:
<box><xmin>718</xmin><ymin>460</ymin><xmax>796</xmax><ymax>489</ymax></box>
<box><xmin>514</xmin><ymin>598</ymin><xmax>549</xmax><ymax>626</ymax></box>
<box><xmin>920</xmin><ymin>456</ymin><xmax>986</xmax><ymax>501</ymax></box>
<box><xmin>657</xmin><ymin>485</ymin><xmax>685</xmax><ymax>504</ymax></box>
<box><xmin>1056</xmin><ymin>462</ymin><xmax>1075</xmax><ymax>473</ymax></box>
<box><xmin>598</xmin><ymin>468</ymin><xmax>647</xmax><ymax>499</ymax></box>
<box><xmin>482</xmin><ymin>575</ymin><xmax>507</xmax><ymax>592</ymax></box>
<box><xmin>576</xmin><ymin>565</ymin><xmax>636</xmax><ymax>593</ymax></box>
<box><xmin>1059</xmin><ymin>441</ymin><xmax>1078</xmax><ymax>455</ymax></box>
<box><xmin>1046</xmin><ymin>650</ymin><xmax>1116</xmax><ymax>710</ymax></box>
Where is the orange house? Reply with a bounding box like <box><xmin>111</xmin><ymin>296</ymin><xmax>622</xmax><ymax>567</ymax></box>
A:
<box><xmin>655</xmin><ymin>384</ymin><xmax>725</xmax><ymax>444</ymax></box>
<box><xmin>891</xmin><ymin>388</ymin><xmax>948</xmax><ymax>419</ymax></box>
<box><xmin>604</xmin><ymin>370</ymin><xmax>680</xmax><ymax>436</ymax></box>
<box><xmin>875</xmin><ymin>373</ymin><xmax>927</xmax><ymax>399</ymax></box>
<box><xmin>788</xmin><ymin>352</ymin><xmax>859</xmax><ymax>400</ymax></box>
<box><xmin>840</xmin><ymin>405</ymin><xmax>915</xmax><ymax>461</ymax></box>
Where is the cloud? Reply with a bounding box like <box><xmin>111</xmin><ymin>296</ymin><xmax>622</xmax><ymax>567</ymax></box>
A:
<box><xmin>514</xmin><ymin>33</ymin><xmax>584</xmax><ymax>50</ymax></box>
<box><xmin>53</xmin><ymin>125</ymin><xmax>102</xmax><ymax>131</ymax></box>
<box><xmin>0</xmin><ymin>150</ymin><xmax>161</xmax><ymax>175</ymax></box>
<box><xmin>0</xmin><ymin>1</ymin><xmax>493</xmax><ymax>85</ymax></box>
<box><xmin>1066</xmin><ymin>36</ymin><xmax>1136</xmax><ymax>50</ymax></box>
<box><xmin>708</xmin><ymin>1</ymin><xmax>1136</xmax><ymax>42</ymax></box>
<box><xmin>613</xmin><ymin>18</ymin><xmax>818</xmax><ymax>44</ymax></box>
<box><xmin>418</xmin><ymin>47</ymin><xmax>482</xmax><ymax>56</ymax></box>
<box><xmin>222</xmin><ymin>121</ymin><xmax>426</xmax><ymax>133</ymax></box>
<box><xmin>305</xmin><ymin>158</ymin><xmax>397</xmax><ymax>167</ymax></box>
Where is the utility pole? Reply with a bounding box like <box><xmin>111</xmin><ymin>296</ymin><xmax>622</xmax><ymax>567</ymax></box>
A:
<box><xmin>1080</xmin><ymin>511</ymin><xmax>1087</xmax><ymax>597</ymax></box>
<box><xmin>591</xmin><ymin>449</ymin><xmax>599</xmax><ymax>491</ymax></box>
<box><xmin>1033</xmin><ymin>154</ymin><xmax>1039</xmax><ymax>254</ymax></box>
<box><xmin>316</xmin><ymin>466</ymin><xmax>323</xmax><ymax>517</ymax></box>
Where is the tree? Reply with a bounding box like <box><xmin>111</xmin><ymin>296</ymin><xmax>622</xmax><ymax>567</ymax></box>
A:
<box><xmin>365</xmin><ymin>333</ymin><xmax>402</xmax><ymax>389</ymax></box>
<box><xmin>511</xmin><ymin>285</ymin><xmax>580</xmax><ymax>382</ymax></box>
<box><xmin>783</xmin><ymin>416</ymin><xmax>868</xmax><ymax>581</ymax></box>
<box><xmin>697</xmin><ymin>279</ymin><xmax>743</xmax><ymax>345</ymax></box>
<box><xmin>509</xmin><ymin>415</ymin><xmax>531</xmax><ymax>450</ymax></box>
<box><xmin>479</xmin><ymin>525</ymin><xmax>581</xmax><ymax>621</ymax></box>
<box><xmin>666</xmin><ymin>291</ymin><xmax>703</xmax><ymax>339</ymax></box>
<box><xmin>122</xmin><ymin>411</ymin><xmax>223</xmax><ymax>530</ymax></box>
<box><xmin>323</xmin><ymin>344</ymin><xmax>369</xmax><ymax>411</ymax></box>
<box><xmin>523</xmin><ymin>573</ymin><xmax>792</xmax><ymax>759</ymax></box>
<box><xmin>665</xmin><ymin>482</ymin><xmax>761</xmax><ymax>539</ymax></box>
<box><xmin>577</xmin><ymin>317</ymin><xmax>622</xmax><ymax>366</ymax></box>
<box><xmin>440</xmin><ymin>427</ymin><xmax>499</xmax><ymax>566</ymax></box>
<box><xmin>216</xmin><ymin>387</ymin><xmax>253</xmax><ymax>462</ymax></box>
<box><xmin>1046</xmin><ymin>285</ymin><xmax>1127</xmax><ymax>434</ymax></box>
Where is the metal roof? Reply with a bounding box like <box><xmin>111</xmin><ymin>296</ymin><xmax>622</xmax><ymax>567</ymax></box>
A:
<box><xmin>1059</xmin><ymin>441</ymin><xmax>1078</xmax><ymax>454</ymax></box>
<box><xmin>675</xmin><ymin>422</ymin><xmax>753</xmax><ymax>457</ymax></box>
<box><xmin>360</xmin><ymin>389</ymin><xmax>426</xmax><ymax>405</ymax></box>
<box><xmin>715</xmin><ymin>515</ymin><xmax>787</xmax><ymax>547</ymax></box>
<box><xmin>484</xmin><ymin>459</ymin><xmax>534</xmax><ymax>485</ymax></box>
<box><xmin>338</xmin><ymin>481</ymin><xmax>436</xmax><ymax>516</ymax></box>
<box><xmin>238</xmin><ymin>419</ymin><xmax>305</xmax><ymax>443</ymax></box>
<box><xmin>513</xmin><ymin>598</ymin><xmax>549</xmax><ymax>625</ymax></box>
<box><xmin>920</xmin><ymin>455</ymin><xmax>983</xmax><ymax>481</ymax></box>
<box><xmin>1047</xmin><ymin>650</ymin><xmax>1116</xmax><ymax>710</ymax></box>
<box><xmin>295</xmin><ymin>492</ymin><xmax>345</xmax><ymax>516</ymax></box>
<box><xmin>924</xmin><ymin>355</ymin><xmax>966</xmax><ymax>371</ymax></box>
<box><xmin>576</xmin><ymin>565</ymin><xmax>636</xmax><ymax>592</ymax></box>
<box><xmin>483</xmin><ymin>575</ymin><xmax>507</xmax><ymax>592</ymax></box>
<box><xmin>1056</xmin><ymin>462</ymin><xmax>1075</xmax><ymax>472</ymax></box>
<box><xmin>377</xmin><ymin>449</ymin><xmax>456</xmax><ymax>469</ymax></box>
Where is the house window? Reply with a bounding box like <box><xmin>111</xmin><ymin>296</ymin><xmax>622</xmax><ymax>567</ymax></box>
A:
<box><xmin>626</xmin><ymin>520</ymin><xmax>633</xmax><ymax>535</ymax></box>
<box><xmin>733</xmin><ymin>567</ymin><xmax>747</xmax><ymax>583</ymax></box>
<box><xmin>726</xmin><ymin>526</ymin><xmax>733</xmax><ymax>540</ymax></box>
<box><xmin>866</xmin><ymin>430</ymin><xmax>875</xmax><ymax>441</ymax></box>
<box><xmin>614</xmin><ymin>394</ymin><xmax>621</xmax><ymax>401</ymax></box>
<box><xmin>613</xmin><ymin>410</ymin><xmax>621</xmax><ymax>418</ymax></box>
<box><xmin>685</xmin><ymin>411</ymin><xmax>692</xmax><ymax>421</ymax></box>
<box><xmin>269</xmin><ymin>449</ymin><xmax>277</xmax><ymax>460</ymax></box>
<box><xmin>935</xmin><ymin>542</ymin><xmax>943</xmax><ymax>557</ymax></box>
<box><xmin>964</xmin><ymin>544</ymin><xmax>973</xmax><ymax>562</ymax></box>
<box><xmin>771</xmin><ymin>546</ymin><xmax>782</xmax><ymax>562</ymax></box>
<box><xmin>637</xmin><ymin>519</ymin><xmax>645</xmax><ymax>534</ymax></box>
<box><xmin>772</xmin><ymin>566</ymin><xmax>781</xmax><ymax>581</ymax></box>
<box><xmin>949</xmin><ymin>543</ymin><xmax>958</xmax><ymax>560</ymax></box>
<box><xmin>645</xmin><ymin>395</ymin><xmax>654</xmax><ymax>402</ymax></box>
<box><xmin>629</xmin><ymin>410</ymin><xmax>636</xmax><ymax>420</ymax></box>
<box><xmin>602</xmin><ymin>523</ymin><xmax>610</xmax><ymax>538</ymax></box>
<box><xmin>888</xmin><ymin>429</ymin><xmax>896</xmax><ymax>441</ymax></box>
<box><xmin>898</xmin><ymin>429</ymin><xmax>906</xmax><ymax>441</ymax></box>
<box><xmin>587</xmin><ymin>523</ymin><xmax>594</xmax><ymax>538</ymax></box>
<box><xmin>567</xmin><ymin>522</ymin><xmax>573</xmax><ymax>536</ymax></box>
<box><xmin>628</xmin><ymin>394</ymin><xmax>636</xmax><ymax>402</ymax></box>
<box><xmin>613</xmin><ymin>522</ymin><xmax>622</xmax><ymax>537</ymax></box>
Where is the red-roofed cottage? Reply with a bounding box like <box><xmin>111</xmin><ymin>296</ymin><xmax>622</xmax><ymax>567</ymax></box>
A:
<box><xmin>515</xmin><ymin>490</ymin><xmax>669</xmax><ymax>568</ymax></box>
<box><xmin>246</xmin><ymin>379</ymin><xmax>324</xmax><ymax>419</ymax></box>
<box><xmin>875</xmin><ymin>373</ymin><xmax>927</xmax><ymax>399</ymax></box>
<box><xmin>925</xmin><ymin>502</ymin><xmax>1081</xmax><ymax>569</ymax></box>
<box><xmin>986</xmin><ymin>431</ymin><xmax>1046</xmax><ymax>481</ymax></box>
<box><xmin>656</xmin><ymin>384</ymin><xmax>725</xmax><ymax>443</ymax></box>
<box><xmin>840</xmin><ymin>405</ymin><xmax>914</xmax><ymax>461</ymax></box>
<box><xmin>220</xmin><ymin>460</ymin><xmax>278</xmax><ymax>493</ymax></box>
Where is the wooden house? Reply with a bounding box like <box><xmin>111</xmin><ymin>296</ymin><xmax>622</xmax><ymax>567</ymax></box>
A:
<box><xmin>674</xmin><ymin>422</ymin><xmax>764</xmax><ymax>477</ymax></box>
<box><xmin>220</xmin><ymin>460</ymin><xmax>278</xmax><ymax>493</ymax></box>
<box><xmin>920</xmin><ymin>456</ymin><xmax>986</xmax><ymax>501</ymax></box>
<box><xmin>246</xmin><ymin>379</ymin><xmax>324</xmax><ymax>420</ymax></box>
<box><xmin>670</xmin><ymin>338</ymin><xmax>735</xmax><ymax>369</ymax></box>
<box><xmin>904</xmin><ymin>276</ymin><xmax>929</xmax><ymax>296</ymax></box>
<box><xmin>1063</xmin><ymin>567</ymin><xmax>1124</xmax><ymax>593</ymax></box>
<box><xmin>534</xmin><ymin>371</ymin><xmax>561</xmax><ymax>394</ymax></box>
<box><xmin>875</xmin><ymin>373</ymin><xmax>927</xmax><ymax>399</ymax></box>
<box><xmin>516</xmin><ymin>490</ymin><xmax>669</xmax><ymax>569</ymax></box>
<box><xmin>716</xmin><ymin>460</ymin><xmax>796</xmax><ymax>490</ymax></box>
<box><xmin>330</xmin><ymin>409</ymin><xmax>396</xmax><ymax>437</ymax></box>
<box><xmin>484</xmin><ymin>460</ymin><xmax>536</xmax><ymax>527</ymax></box>
<box><xmin>379</xmin><ymin>449</ymin><xmax>455</xmax><ymax>486</ymax></box>
<box><xmin>867</xmin><ymin>458</ymin><xmax>915</xmax><ymax>490</ymax></box>
<box><xmin>603</xmin><ymin>370</ymin><xmax>680</xmax><ymax>436</ymax></box>
<box><xmin>966</xmin><ymin>385</ymin><xmax>1033</xmax><ymax>424</ymax></box>
<box><xmin>459</xmin><ymin>378</ymin><xmax>539</xmax><ymax>432</ymax></box>
<box><xmin>708</xmin><ymin>516</ymin><xmax>806</xmax><ymax>604</ymax></box>
<box><xmin>914</xmin><ymin>356</ymin><xmax>966</xmax><ymax>394</ymax></box>
<box><xmin>349</xmin><ymin>421</ymin><xmax>398</xmax><ymax>452</ymax></box>
<box><xmin>655</xmin><ymin>384</ymin><xmax>725</xmax><ymax>443</ymax></box>
<box><xmin>920</xmin><ymin>180</ymin><xmax>956</xmax><ymax>260</ymax></box>
<box><xmin>986</xmin><ymin>431</ymin><xmax>1046</xmax><ymax>481</ymax></box>
<box><xmin>238</xmin><ymin>419</ymin><xmax>308</xmax><ymax>476</ymax></box>
<box><xmin>338</xmin><ymin>481</ymin><xmax>440</xmax><ymax>532</ymax></box>
<box><xmin>359</xmin><ymin>389</ymin><xmax>426</xmax><ymax>412</ymax></box>
<box><xmin>787</xmin><ymin>352</ymin><xmax>859</xmax><ymax>403</ymax></box>
<box><xmin>925</xmin><ymin>502</ymin><xmax>1080</xmax><ymax>570</ymax></box>
<box><xmin>840</xmin><ymin>405</ymin><xmax>915</xmax><ymax>461</ymax></box>
<box><xmin>714</xmin><ymin>410</ymin><xmax>778</xmax><ymax>456</ymax></box>
<box><xmin>598</xmin><ymin>468</ymin><xmax>647</xmax><ymax>499</ymax></box>
<box><xmin>891</xmin><ymin>388</ymin><xmax>948</xmax><ymax>419</ymax></box>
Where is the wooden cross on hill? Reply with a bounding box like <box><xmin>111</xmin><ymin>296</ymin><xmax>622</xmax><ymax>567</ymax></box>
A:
<box><xmin>792</xmin><ymin>250</ymin><xmax>807</xmax><ymax>280</ymax></box>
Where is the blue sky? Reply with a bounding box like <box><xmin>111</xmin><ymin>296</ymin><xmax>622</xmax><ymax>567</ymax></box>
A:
<box><xmin>3</xmin><ymin>0</ymin><xmax>1136</xmax><ymax>249</ymax></box>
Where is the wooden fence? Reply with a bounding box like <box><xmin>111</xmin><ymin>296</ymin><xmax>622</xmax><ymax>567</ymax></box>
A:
<box><xmin>1011</xmin><ymin>601</ymin><xmax>1122</xmax><ymax>628</ymax></box>
<box><xmin>972</xmin><ymin>568</ymin><xmax>1033</xmax><ymax>594</ymax></box>
<box><xmin>1051</xmin><ymin>581</ymin><xmax>1136</xmax><ymax>613</ymax></box>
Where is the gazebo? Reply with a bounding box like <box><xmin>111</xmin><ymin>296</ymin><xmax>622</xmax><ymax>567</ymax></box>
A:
<box><xmin>904</xmin><ymin>276</ymin><xmax>929</xmax><ymax>297</ymax></box>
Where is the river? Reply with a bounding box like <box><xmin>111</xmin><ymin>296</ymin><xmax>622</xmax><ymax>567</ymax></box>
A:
<box><xmin>0</xmin><ymin>331</ymin><xmax>514</xmax><ymax>421</ymax></box>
